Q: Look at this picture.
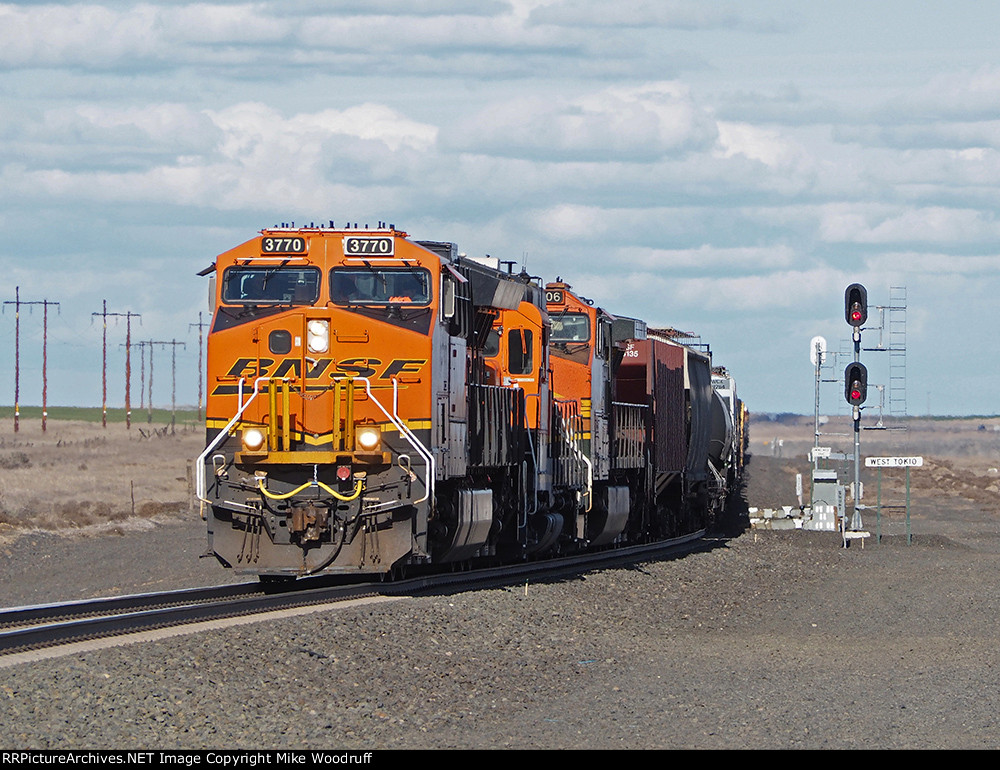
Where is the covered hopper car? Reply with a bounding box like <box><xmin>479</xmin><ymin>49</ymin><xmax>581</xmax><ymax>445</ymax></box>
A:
<box><xmin>195</xmin><ymin>224</ymin><xmax>746</xmax><ymax>578</ymax></box>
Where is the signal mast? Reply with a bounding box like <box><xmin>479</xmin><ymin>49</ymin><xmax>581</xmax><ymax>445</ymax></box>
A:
<box><xmin>844</xmin><ymin>283</ymin><xmax>868</xmax><ymax>532</ymax></box>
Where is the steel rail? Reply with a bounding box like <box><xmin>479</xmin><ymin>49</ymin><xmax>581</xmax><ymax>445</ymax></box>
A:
<box><xmin>0</xmin><ymin>530</ymin><xmax>713</xmax><ymax>656</ymax></box>
<box><xmin>0</xmin><ymin>582</ymin><xmax>264</xmax><ymax>630</ymax></box>
<box><xmin>0</xmin><ymin>580</ymin><xmax>381</xmax><ymax>655</ymax></box>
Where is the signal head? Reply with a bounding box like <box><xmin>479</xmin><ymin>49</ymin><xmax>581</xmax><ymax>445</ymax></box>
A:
<box><xmin>844</xmin><ymin>362</ymin><xmax>868</xmax><ymax>406</ymax></box>
<box><xmin>845</xmin><ymin>283</ymin><xmax>868</xmax><ymax>328</ymax></box>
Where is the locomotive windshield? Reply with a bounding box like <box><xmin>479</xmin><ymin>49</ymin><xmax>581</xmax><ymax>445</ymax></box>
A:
<box><xmin>330</xmin><ymin>267</ymin><xmax>431</xmax><ymax>306</ymax></box>
<box><xmin>550</xmin><ymin>313</ymin><xmax>590</xmax><ymax>343</ymax></box>
<box><xmin>221</xmin><ymin>267</ymin><xmax>321</xmax><ymax>305</ymax></box>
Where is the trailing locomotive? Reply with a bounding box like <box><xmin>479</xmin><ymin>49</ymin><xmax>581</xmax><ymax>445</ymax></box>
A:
<box><xmin>196</xmin><ymin>224</ymin><xmax>746</xmax><ymax>578</ymax></box>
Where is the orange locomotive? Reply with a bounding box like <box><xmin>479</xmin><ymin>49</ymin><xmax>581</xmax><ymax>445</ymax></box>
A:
<box><xmin>196</xmin><ymin>224</ymin><xmax>746</xmax><ymax>579</ymax></box>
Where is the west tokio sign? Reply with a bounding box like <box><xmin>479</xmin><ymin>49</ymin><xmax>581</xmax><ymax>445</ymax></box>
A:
<box><xmin>864</xmin><ymin>456</ymin><xmax>924</xmax><ymax>468</ymax></box>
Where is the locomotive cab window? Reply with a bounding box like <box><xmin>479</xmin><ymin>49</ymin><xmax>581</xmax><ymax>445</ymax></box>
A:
<box><xmin>550</xmin><ymin>313</ymin><xmax>590</xmax><ymax>343</ymax></box>
<box><xmin>330</xmin><ymin>268</ymin><xmax>431</xmax><ymax>306</ymax></box>
<box><xmin>483</xmin><ymin>328</ymin><xmax>501</xmax><ymax>358</ymax></box>
<box><xmin>508</xmin><ymin>329</ymin><xmax>533</xmax><ymax>375</ymax></box>
<box><xmin>221</xmin><ymin>267</ymin><xmax>320</xmax><ymax>305</ymax></box>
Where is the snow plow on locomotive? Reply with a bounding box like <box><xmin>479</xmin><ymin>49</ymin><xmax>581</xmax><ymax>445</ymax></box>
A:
<box><xmin>195</xmin><ymin>224</ymin><xmax>746</xmax><ymax>579</ymax></box>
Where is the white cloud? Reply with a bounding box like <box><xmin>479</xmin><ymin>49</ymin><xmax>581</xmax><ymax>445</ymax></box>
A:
<box><xmin>74</xmin><ymin>103</ymin><xmax>218</xmax><ymax>147</ymax></box>
<box><xmin>208</xmin><ymin>102</ymin><xmax>437</xmax><ymax>156</ymax></box>
<box><xmin>527</xmin><ymin>204</ymin><xmax>611</xmax><ymax>242</ymax></box>
<box><xmin>716</xmin><ymin>121</ymin><xmax>809</xmax><ymax>169</ymax></box>
<box><xmin>893</xmin><ymin>65</ymin><xmax>1000</xmax><ymax>121</ymax></box>
<box><xmin>609</xmin><ymin>267</ymin><xmax>847</xmax><ymax>314</ymax></box>
<box><xmin>864</xmin><ymin>251</ymin><xmax>1000</xmax><ymax>275</ymax></box>
<box><xmin>620</xmin><ymin>244</ymin><xmax>798</xmax><ymax>271</ymax></box>
<box><xmin>445</xmin><ymin>82</ymin><xmax>716</xmax><ymax>161</ymax></box>
<box><xmin>1</xmin><ymin>101</ymin><xmax>439</xmax><ymax>215</ymax></box>
<box><xmin>0</xmin><ymin>2</ymin><xmax>585</xmax><ymax>72</ymax></box>
<box><xmin>0</xmin><ymin>4</ymin><xmax>163</xmax><ymax>67</ymax></box>
<box><xmin>819</xmin><ymin>204</ymin><xmax>1000</xmax><ymax>245</ymax></box>
<box><xmin>527</xmin><ymin>0</ymin><xmax>782</xmax><ymax>31</ymax></box>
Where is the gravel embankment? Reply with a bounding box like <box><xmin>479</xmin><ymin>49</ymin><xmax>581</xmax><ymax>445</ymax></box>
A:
<box><xmin>3</xmin><ymin>505</ymin><xmax>1000</xmax><ymax>749</ymax></box>
<box><xmin>2</xmin><ymin>445</ymin><xmax>1000</xmax><ymax>749</ymax></box>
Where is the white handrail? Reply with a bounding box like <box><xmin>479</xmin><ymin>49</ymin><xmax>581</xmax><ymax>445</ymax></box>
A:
<box><xmin>196</xmin><ymin>376</ymin><xmax>276</xmax><ymax>503</ymax></box>
<box><xmin>357</xmin><ymin>377</ymin><xmax>435</xmax><ymax>510</ymax></box>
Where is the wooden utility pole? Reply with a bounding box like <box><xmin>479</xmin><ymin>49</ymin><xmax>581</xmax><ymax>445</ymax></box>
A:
<box><xmin>2</xmin><ymin>287</ymin><xmax>22</xmax><ymax>432</ymax></box>
<box><xmin>149</xmin><ymin>339</ymin><xmax>186</xmax><ymax>432</ymax></box>
<box><xmin>122</xmin><ymin>337</ymin><xmax>150</xmax><ymax>430</ymax></box>
<box><xmin>189</xmin><ymin>312</ymin><xmax>210</xmax><ymax>422</ymax></box>
<box><xmin>92</xmin><ymin>301</ymin><xmax>141</xmax><ymax>428</ymax></box>
<box><xmin>3</xmin><ymin>288</ymin><xmax>59</xmax><ymax>432</ymax></box>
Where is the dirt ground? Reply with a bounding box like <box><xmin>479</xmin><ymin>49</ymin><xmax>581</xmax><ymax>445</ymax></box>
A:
<box><xmin>745</xmin><ymin>414</ymin><xmax>1000</xmax><ymax>543</ymax></box>
<box><xmin>1</xmin><ymin>412</ymin><xmax>998</xmax><ymax>545</ymax></box>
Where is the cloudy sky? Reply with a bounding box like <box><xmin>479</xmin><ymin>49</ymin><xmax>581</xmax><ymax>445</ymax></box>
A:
<box><xmin>1</xmin><ymin>1</ymin><xmax>998</xmax><ymax>419</ymax></box>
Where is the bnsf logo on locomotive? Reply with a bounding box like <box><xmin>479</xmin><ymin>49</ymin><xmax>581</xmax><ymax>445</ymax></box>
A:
<box><xmin>213</xmin><ymin>357</ymin><xmax>427</xmax><ymax>392</ymax></box>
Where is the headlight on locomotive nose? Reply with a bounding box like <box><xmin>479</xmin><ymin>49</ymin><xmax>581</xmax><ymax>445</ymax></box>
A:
<box><xmin>356</xmin><ymin>426</ymin><xmax>381</xmax><ymax>451</ymax></box>
<box><xmin>242</xmin><ymin>428</ymin><xmax>266</xmax><ymax>452</ymax></box>
<box><xmin>307</xmin><ymin>319</ymin><xmax>330</xmax><ymax>354</ymax></box>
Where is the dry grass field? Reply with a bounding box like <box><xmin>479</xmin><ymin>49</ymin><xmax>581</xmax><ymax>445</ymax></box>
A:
<box><xmin>0</xmin><ymin>412</ymin><xmax>998</xmax><ymax>545</ymax></box>
<box><xmin>746</xmin><ymin>414</ymin><xmax>1000</xmax><ymax>541</ymax></box>
<box><xmin>0</xmin><ymin>418</ymin><xmax>204</xmax><ymax>544</ymax></box>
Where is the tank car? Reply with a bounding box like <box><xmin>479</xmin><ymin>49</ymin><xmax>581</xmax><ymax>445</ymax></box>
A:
<box><xmin>711</xmin><ymin>366</ymin><xmax>749</xmax><ymax>495</ymax></box>
<box><xmin>195</xmin><ymin>225</ymin><xmax>745</xmax><ymax>579</ymax></box>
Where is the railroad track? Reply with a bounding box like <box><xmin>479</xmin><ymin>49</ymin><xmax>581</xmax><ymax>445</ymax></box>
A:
<box><xmin>0</xmin><ymin>531</ymin><xmax>712</xmax><ymax>657</ymax></box>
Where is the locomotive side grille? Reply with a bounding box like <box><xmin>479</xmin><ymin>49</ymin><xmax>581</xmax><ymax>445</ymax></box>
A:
<box><xmin>468</xmin><ymin>384</ymin><xmax>526</xmax><ymax>467</ymax></box>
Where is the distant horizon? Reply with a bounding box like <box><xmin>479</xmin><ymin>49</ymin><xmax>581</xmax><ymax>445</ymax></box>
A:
<box><xmin>750</xmin><ymin>412</ymin><xmax>1000</xmax><ymax>421</ymax></box>
<box><xmin>1</xmin><ymin>404</ymin><xmax>996</xmax><ymax>423</ymax></box>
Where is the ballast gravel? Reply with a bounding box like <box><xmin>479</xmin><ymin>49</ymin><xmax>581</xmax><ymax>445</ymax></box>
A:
<box><xmin>2</xmin><ymin>453</ymin><xmax>1000</xmax><ymax>749</ymax></box>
